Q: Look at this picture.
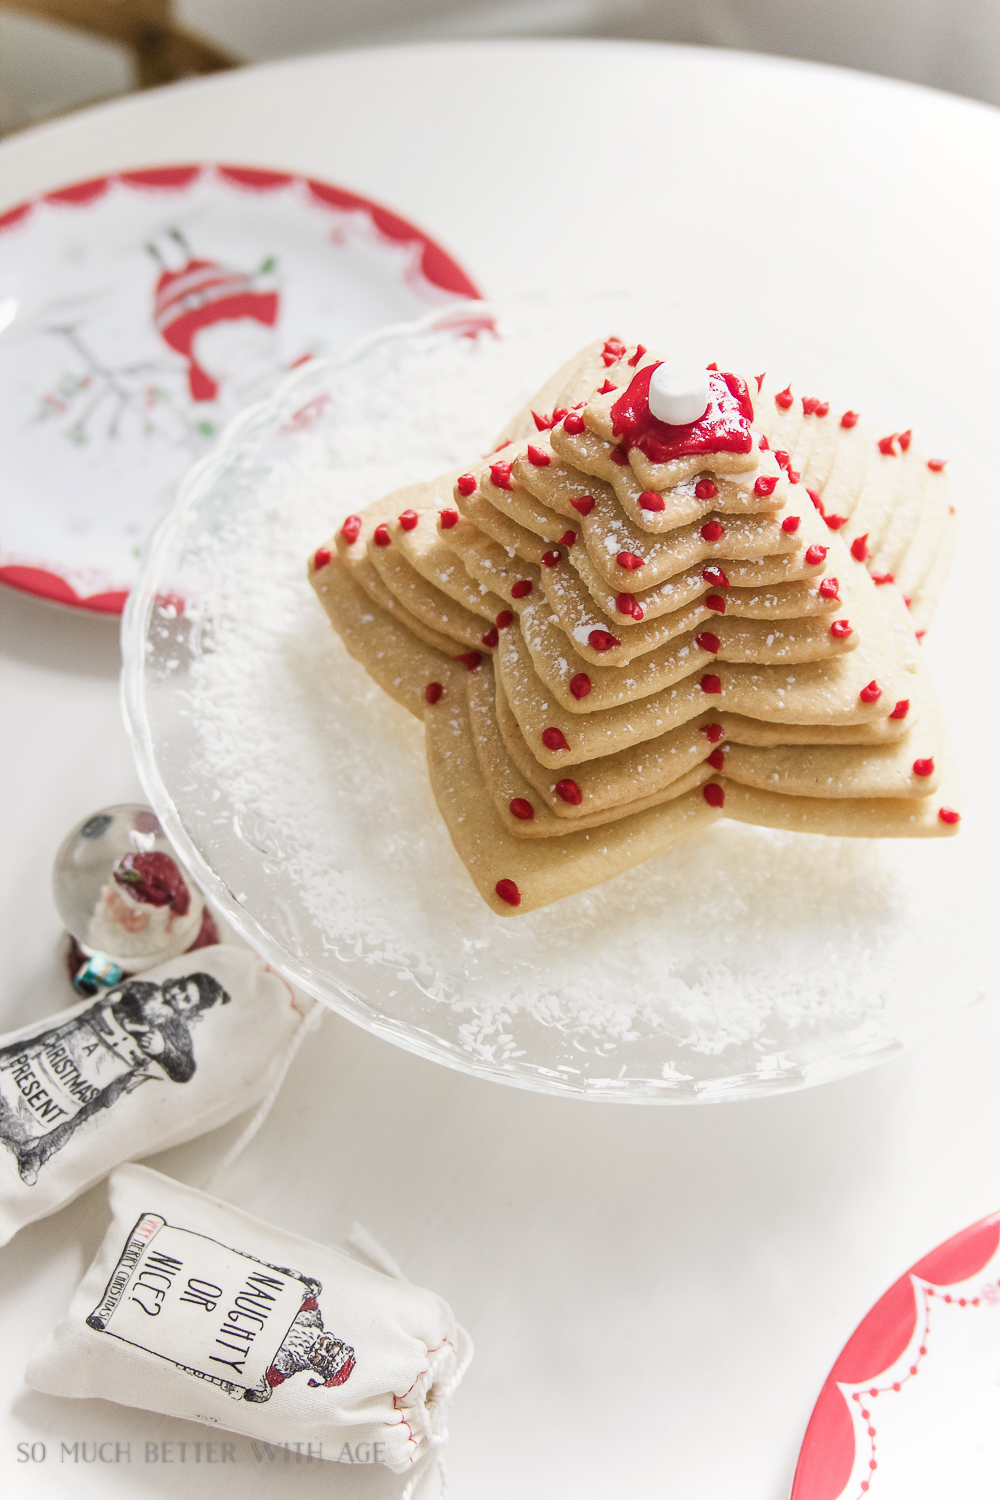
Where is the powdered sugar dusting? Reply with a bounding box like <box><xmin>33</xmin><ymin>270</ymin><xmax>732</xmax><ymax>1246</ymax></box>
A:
<box><xmin>135</xmin><ymin>308</ymin><xmax>992</xmax><ymax>1099</ymax></box>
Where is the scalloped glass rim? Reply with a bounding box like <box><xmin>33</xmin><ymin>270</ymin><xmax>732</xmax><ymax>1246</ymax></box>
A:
<box><xmin>121</xmin><ymin>301</ymin><xmax>983</xmax><ymax>1104</ymax></box>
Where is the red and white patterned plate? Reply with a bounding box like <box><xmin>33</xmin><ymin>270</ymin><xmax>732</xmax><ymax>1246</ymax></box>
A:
<box><xmin>0</xmin><ymin>164</ymin><xmax>480</xmax><ymax>613</ymax></box>
<box><xmin>793</xmin><ymin>1212</ymin><xmax>1000</xmax><ymax>1499</ymax></box>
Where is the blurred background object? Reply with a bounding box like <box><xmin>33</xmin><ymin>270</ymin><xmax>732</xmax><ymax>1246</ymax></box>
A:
<box><xmin>0</xmin><ymin>0</ymin><xmax>997</xmax><ymax>136</ymax></box>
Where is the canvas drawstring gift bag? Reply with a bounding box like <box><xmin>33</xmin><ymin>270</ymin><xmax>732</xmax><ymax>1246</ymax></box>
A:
<box><xmin>0</xmin><ymin>944</ymin><xmax>316</xmax><ymax>1244</ymax></box>
<box><xmin>26</xmin><ymin>1164</ymin><xmax>472</xmax><ymax>1481</ymax></box>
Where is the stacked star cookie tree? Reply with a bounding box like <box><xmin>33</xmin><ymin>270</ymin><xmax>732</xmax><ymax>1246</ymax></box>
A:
<box><xmin>310</xmin><ymin>339</ymin><xmax>960</xmax><ymax>915</ymax></box>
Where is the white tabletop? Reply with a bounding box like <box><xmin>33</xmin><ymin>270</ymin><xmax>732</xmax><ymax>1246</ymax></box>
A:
<box><xmin>2</xmin><ymin>40</ymin><xmax>999</xmax><ymax>1500</ymax></box>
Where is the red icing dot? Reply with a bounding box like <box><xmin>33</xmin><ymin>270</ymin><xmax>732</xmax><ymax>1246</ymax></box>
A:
<box><xmin>527</xmin><ymin>444</ymin><xmax>550</xmax><ymax>466</ymax></box>
<box><xmin>571</xmin><ymin>494</ymin><xmax>596</xmax><ymax>515</ymax></box>
<box><xmin>788</xmin><ymin>469</ymin><xmax>801</xmax><ymax>484</ymax></box>
<box><xmin>898</xmin><ymin>428</ymin><xmax>912</xmax><ymax>451</ymax></box>
<box><xmin>509</xmin><ymin>798</ymin><xmax>534</xmax><ymax>821</ymax></box>
<box><xmin>913</xmin><ymin>757</ymin><xmax>934</xmax><ymax>777</ymax></box>
<box><xmin>609</xmin><ymin>445</ymin><xmax>629</xmax><ymax>465</ymax></box>
<box><xmin>938</xmin><ymin>807</ymin><xmax>960</xmax><ymax>825</ymax></box>
<box><xmin>841</xmin><ymin>410</ymin><xmax>860</xmax><ymax>429</ymax></box>
<box><xmin>775</xmin><ymin>385</ymin><xmax>794</xmax><ymax>410</ymax></box>
<box><xmin>703</xmin><ymin>782</ymin><xmax>725</xmax><ymax>807</ymax></box>
<box><xmin>601</xmin><ymin>337</ymin><xmax>626</xmax><ymax>366</ymax></box>
<box><xmin>481</xmin><ymin>626</ymin><xmax>499</xmax><ymax>648</ymax></box>
<box><xmin>563</xmin><ymin>413</ymin><xmax>586</xmax><ymax>435</ymax></box>
<box><xmin>705</xmin><ymin>594</ymin><xmax>727</xmax><ymax>614</ymax></box>
<box><xmin>627</xmin><ymin>343</ymin><xmax>647</xmax><ymax>367</ymax></box>
<box><xmin>541</xmin><ymin>549</ymin><xmax>562</xmax><ymax>568</ymax></box>
<box><xmin>597</xmin><ymin>380</ymin><xmax>617</xmax><ymax>394</ymax></box>
<box><xmin>782</xmin><ymin>516</ymin><xmax>800</xmax><ymax>533</ymax></box>
<box><xmin>616</xmin><ymin>592</ymin><xmax>639</xmax><ymax>616</ymax></box>
<box><xmin>851</xmin><ymin>533</ymin><xmax>870</xmax><ymax>561</ymax></box>
<box><xmin>340</xmin><ymin>515</ymin><xmax>362</xmax><ymax>544</ymax></box>
<box><xmin>878</xmin><ymin>434</ymin><xmax>898</xmax><ymax>456</ymax></box>
<box><xmin>496</xmin><ymin>610</ymin><xmax>514</xmax><ymax>629</ymax></box>
<box><xmin>830</xmin><ymin>619</ymin><xmax>853</xmax><ymax>639</ymax></box>
<box><xmin>870</xmin><ymin>570</ymin><xmax>895</xmax><ymax>585</ymax></box>
<box><xmin>490</xmin><ymin>461</ymin><xmax>514</xmax><ymax>490</ymax></box>
<box><xmin>559</xmin><ymin>530</ymin><xmax>577</xmax><ymax>547</ymax></box>
<box><xmin>313</xmin><ymin>547</ymin><xmax>331</xmax><ymax>569</ymax></box>
<box><xmin>511</xmin><ymin>579</ymin><xmax>533</xmax><ymax>599</ymax></box>
<box><xmin>542</xmin><ymin>726</ymin><xmax>570</xmax><ymax>752</ymax></box>
<box><xmin>755</xmin><ymin>372</ymin><xmax>766</xmax><ymax>392</ymax></box>
<box><xmin>453</xmin><ymin>651</ymin><xmax>482</xmax><ymax>672</ymax></box>
<box><xmin>555</xmin><ymin>778</ymin><xmax>583</xmax><ymax>805</ymax></box>
<box><xmin>774</xmin><ymin>450</ymin><xmax>791</xmax><ymax>471</ymax></box>
<box><xmin>588</xmin><ymin>629</ymin><xmax>620</xmax><ymax>652</ymax></box>
<box><xmin>373</xmin><ymin>523</ymin><xmax>391</xmax><ymax>547</ymax></box>
<box><xmin>701</xmin><ymin>722</ymin><xmax>724</xmax><ymax>743</ymax></box>
<box><xmin>706</xmin><ymin>362</ymin><xmax>718</xmax><ymax>371</ymax></box>
<box><xmin>440</xmin><ymin>508</ymin><xmax>459</xmax><ymax>529</ymax></box>
<box><xmin>819</xmin><ymin>577</ymin><xmax>840</xmax><ymax>600</ymax></box>
<box><xmin>927</xmin><ymin>457</ymin><xmax>947</xmax><ymax>472</ymax></box>
<box><xmin>569</xmin><ymin>673</ymin><xmax>592</xmax><ymax>701</ymax></box>
<box><xmin>859</xmin><ymin>680</ymin><xmax>883</xmax><ymax>703</ymax></box>
<box><xmin>801</xmin><ymin>396</ymin><xmax>819</xmax><ymax>415</ymax></box>
<box><xmin>495</xmin><ymin>878</ymin><xmax>521</xmax><ymax>907</ymax></box>
<box><xmin>457</xmin><ymin>473</ymin><xmax>477</xmax><ymax>496</ymax></box>
<box><xmin>824</xmin><ymin>513</ymin><xmax>848</xmax><ymax>530</ymax></box>
<box><xmin>639</xmin><ymin>491</ymin><xmax>665</xmax><ymax>511</ymax></box>
<box><xmin>531</xmin><ymin>409</ymin><xmax>553</xmax><ymax>431</ymax></box>
<box><xmin>696</xmin><ymin>631</ymin><xmax>720</xmax><ymax>653</ymax></box>
<box><xmin>706</xmin><ymin>747</ymin><xmax>726</xmax><ymax>771</ymax></box>
<box><xmin>695</xmin><ymin>479</ymin><xmax>718</xmax><ymax>500</ymax></box>
<box><xmin>617</xmin><ymin>551</ymin><xmax>645</xmax><ymax>571</ymax></box>
<box><xmin>700</xmin><ymin>674</ymin><xmax>722</xmax><ymax>694</ymax></box>
<box><xmin>425</xmin><ymin>682</ymin><xmax>444</xmax><ymax>705</ymax></box>
<box><xmin>807</xmin><ymin>488</ymin><xmax>825</xmax><ymax>513</ymax></box>
<box><xmin>805</xmin><ymin>544</ymin><xmax>828</xmax><ymax>565</ymax></box>
<box><xmin>701</xmin><ymin>519</ymin><xmax>725</xmax><ymax>542</ymax></box>
<box><xmin>399</xmin><ymin>509</ymin><xmax>419</xmax><ymax>531</ymax></box>
<box><xmin>816</xmin><ymin>402</ymin><xmax>829</xmax><ymax>417</ymax></box>
<box><xmin>754</xmin><ymin>475</ymin><xmax>778</xmax><ymax>497</ymax></box>
<box><xmin>702</xmin><ymin>565</ymin><xmax>730</xmax><ymax>589</ymax></box>
<box><xmin>551</xmin><ymin>407</ymin><xmax>568</xmax><ymax>424</ymax></box>
<box><xmin>889</xmin><ymin>699</ymin><xmax>909</xmax><ymax>719</ymax></box>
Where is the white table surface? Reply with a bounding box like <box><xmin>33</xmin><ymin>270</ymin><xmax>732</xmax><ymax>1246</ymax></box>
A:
<box><xmin>2</xmin><ymin>39</ymin><xmax>999</xmax><ymax>1500</ymax></box>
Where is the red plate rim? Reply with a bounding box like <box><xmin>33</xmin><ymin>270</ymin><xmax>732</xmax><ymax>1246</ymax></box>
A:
<box><xmin>791</xmin><ymin>1209</ymin><xmax>1000</xmax><ymax>1500</ymax></box>
<box><xmin>0</xmin><ymin>162</ymin><xmax>483</xmax><ymax>616</ymax></box>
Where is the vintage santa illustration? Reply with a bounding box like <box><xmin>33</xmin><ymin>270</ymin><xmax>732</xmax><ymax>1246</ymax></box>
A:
<box><xmin>0</xmin><ymin>972</ymin><xmax>229</xmax><ymax>1185</ymax></box>
<box><xmin>245</xmin><ymin>1273</ymin><xmax>357</xmax><ymax>1400</ymax></box>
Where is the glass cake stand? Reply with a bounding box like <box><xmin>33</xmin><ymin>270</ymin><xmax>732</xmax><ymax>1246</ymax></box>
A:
<box><xmin>121</xmin><ymin>302</ymin><xmax>995</xmax><ymax>1103</ymax></box>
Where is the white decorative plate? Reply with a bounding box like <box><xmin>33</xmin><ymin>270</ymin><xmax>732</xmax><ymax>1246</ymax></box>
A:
<box><xmin>0</xmin><ymin>163</ymin><xmax>479</xmax><ymax>612</ymax></box>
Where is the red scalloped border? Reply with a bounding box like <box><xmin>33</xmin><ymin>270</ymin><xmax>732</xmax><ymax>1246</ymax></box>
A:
<box><xmin>0</xmin><ymin>163</ymin><xmax>482</xmax><ymax>614</ymax></box>
<box><xmin>792</xmin><ymin>1211</ymin><xmax>1000</xmax><ymax>1500</ymax></box>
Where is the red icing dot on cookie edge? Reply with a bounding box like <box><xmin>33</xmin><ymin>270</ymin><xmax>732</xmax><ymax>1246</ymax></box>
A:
<box><xmin>495</xmin><ymin>878</ymin><xmax>521</xmax><ymax>906</ymax></box>
<box><xmin>913</xmin><ymin>757</ymin><xmax>935</xmax><ymax>777</ymax></box>
<box><xmin>938</xmin><ymin>807</ymin><xmax>960</xmax><ymax>825</ymax></box>
<box><xmin>859</xmin><ymin>681</ymin><xmax>882</xmax><ymax>703</ymax></box>
<box><xmin>509</xmin><ymin>798</ymin><xmax>534</xmax><ymax>821</ymax></box>
<box><xmin>889</xmin><ymin>699</ymin><xmax>909</xmax><ymax>719</ymax></box>
<box><xmin>703</xmin><ymin>782</ymin><xmax>725</xmax><ymax>807</ymax></box>
<box><xmin>542</xmin><ymin>727</ymin><xmax>570</xmax><ymax>752</ymax></box>
<box><xmin>555</xmin><ymin>779</ymin><xmax>583</xmax><ymax>806</ymax></box>
<box><xmin>424</xmin><ymin>682</ymin><xmax>444</xmax><ymax>704</ymax></box>
<box><xmin>313</xmin><ymin>547</ymin><xmax>331</xmax><ymax>570</ymax></box>
<box><xmin>340</xmin><ymin>515</ymin><xmax>362</xmax><ymax>544</ymax></box>
<box><xmin>570</xmin><ymin>672</ymin><xmax>592</xmax><ymax>700</ymax></box>
<box><xmin>440</xmin><ymin>508</ymin><xmax>459</xmax><ymax>529</ymax></box>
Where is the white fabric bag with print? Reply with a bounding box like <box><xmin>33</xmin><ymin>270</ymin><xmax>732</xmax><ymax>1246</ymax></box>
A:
<box><xmin>0</xmin><ymin>946</ymin><xmax>314</xmax><ymax>1244</ymax></box>
<box><xmin>26</xmin><ymin>1165</ymin><xmax>472</xmax><ymax>1477</ymax></box>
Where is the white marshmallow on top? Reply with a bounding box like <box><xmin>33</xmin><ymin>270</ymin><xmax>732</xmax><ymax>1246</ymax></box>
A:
<box><xmin>647</xmin><ymin>361</ymin><xmax>712</xmax><ymax>426</ymax></box>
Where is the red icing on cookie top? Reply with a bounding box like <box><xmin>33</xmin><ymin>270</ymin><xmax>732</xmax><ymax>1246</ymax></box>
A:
<box><xmin>627</xmin><ymin>344</ymin><xmax>647</xmax><ymax>367</ymax></box>
<box><xmin>456</xmin><ymin>473</ymin><xmax>477</xmax><ymax>496</ymax></box>
<box><xmin>841</xmin><ymin>410</ymin><xmax>860</xmax><ymax>429</ymax></box>
<box><xmin>851</xmin><ymin>534</ymin><xmax>869</xmax><ymax>561</ymax></box>
<box><xmin>695</xmin><ymin>479</ymin><xmax>718</xmax><ymax>500</ymax></box>
<box><xmin>938</xmin><ymin>807</ymin><xmax>960</xmax><ymax>826</ymax></box>
<box><xmin>597</xmin><ymin>380</ymin><xmax>617</xmax><ymax>394</ymax></box>
<box><xmin>782</xmin><ymin>516</ymin><xmax>800</xmax><ymax>533</ymax></box>
<box><xmin>555</xmin><ymin>779</ymin><xmax>583</xmax><ymax>806</ymax></box>
<box><xmin>819</xmin><ymin>577</ymin><xmax>840</xmax><ymax>600</ymax></box>
<box><xmin>571</xmin><ymin>494</ymin><xmax>595</xmax><ymax>515</ymax></box>
<box><xmin>616</xmin><ymin>592</ymin><xmax>639</xmax><ymax>616</ymax></box>
<box><xmin>755</xmin><ymin>373</ymin><xmax>766</xmax><ymax>392</ymax></box>
<box><xmin>824</xmin><ymin>513</ymin><xmax>847</xmax><ymax>530</ymax></box>
<box><xmin>399</xmin><ymin>509</ymin><xmax>419</xmax><ymax>531</ymax></box>
<box><xmin>705</xmin><ymin>747</ymin><xmax>726</xmax><ymax>771</ymax></box>
<box><xmin>870</xmin><ymin>570</ymin><xmax>895</xmax><ymax>585</ymax></box>
<box><xmin>496</xmin><ymin>610</ymin><xmax>514</xmax><ymax>629</ymax></box>
<box><xmin>805</xmin><ymin>544</ymin><xmax>828</xmax><ymax>565</ymax></box>
<box><xmin>912</xmin><ymin>757</ymin><xmax>934</xmax><ymax>777</ymax></box>
<box><xmin>829</xmin><ymin>619</ymin><xmax>852</xmax><ymax>639</ymax></box>
<box><xmin>601</xmin><ymin>337</ymin><xmax>626</xmax><ymax>367</ymax></box>
<box><xmin>801</xmin><ymin>396</ymin><xmax>820</xmax><ymax>415</ymax></box>
<box><xmin>373</xmin><ymin>523</ymin><xmax>391</xmax><ymax>547</ymax></box>
<box><xmin>898</xmin><ymin>429</ymin><xmax>912</xmax><ymax>452</ymax></box>
<box><xmin>859</xmin><ymin>681</ymin><xmax>883</xmax><ymax>703</ymax></box>
<box><xmin>563</xmin><ymin>413</ymin><xmax>586</xmax><ymax>435</ymax></box>
<box><xmin>701</xmin><ymin>520</ymin><xmax>725</xmax><ymax>542</ymax></box>
<box><xmin>588</xmin><ymin>629</ymin><xmax>620</xmax><ymax>652</ymax></box>
<box><xmin>754</xmin><ymin>476</ymin><xmax>778</xmax><ymax>498</ymax></box>
<box><xmin>542</xmin><ymin>727</ymin><xmax>570</xmax><ymax>752</ymax></box>
<box><xmin>701</xmin><ymin>722</ymin><xmax>724</xmax><ymax>743</ymax></box>
<box><xmin>616</xmin><ymin>551</ymin><xmax>645</xmax><ymax>571</ymax></box>
<box><xmin>704</xmin><ymin>594</ymin><xmax>727</xmax><ymax>614</ymax></box>
<box><xmin>490</xmin><ymin>462</ymin><xmax>514</xmax><ymax>490</ymax></box>
<box><xmin>509</xmin><ymin>798</ymin><xmax>534</xmax><ymax>821</ymax></box>
<box><xmin>696</xmin><ymin>631</ymin><xmax>720</xmax><ymax>653</ymax></box>
<box><xmin>878</xmin><ymin>434</ymin><xmax>898</xmax><ymax>456</ymax></box>
<box><xmin>495</xmin><ymin>878</ymin><xmax>521</xmax><ymax>906</ymax></box>
<box><xmin>702</xmin><ymin>565</ymin><xmax>730</xmax><ymax>589</ymax></box>
<box><xmin>439</xmin><ymin>508</ymin><xmax>459</xmax><ymax>529</ymax></box>
<box><xmin>526</xmin><ymin>444</ymin><xmax>550</xmax><ymax>467</ymax></box>
<box><xmin>703</xmin><ymin>782</ymin><xmax>725</xmax><ymax>807</ymax></box>
<box><xmin>815</xmin><ymin>401</ymin><xmax>829</xmax><ymax>417</ymax></box>
<box><xmin>610</xmin><ymin>366</ymin><xmax>754</xmax><ymax>463</ymax></box>
<box><xmin>453</xmin><ymin>651</ymin><xmax>482</xmax><ymax>672</ymax></box>
<box><xmin>807</xmin><ymin>488</ymin><xmax>824</xmax><ymax>513</ymax></box>
<box><xmin>541</xmin><ymin>550</ymin><xmax>562</xmax><ymax>568</ymax></box>
<box><xmin>481</xmin><ymin>626</ymin><xmax>499</xmax><ymax>648</ymax></box>
<box><xmin>700</xmin><ymin>674</ymin><xmax>722</xmax><ymax>694</ymax></box>
<box><xmin>313</xmin><ymin>547</ymin><xmax>331</xmax><ymax>570</ymax></box>
<box><xmin>424</xmin><ymin>682</ymin><xmax>444</xmax><ymax>705</ymax></box>
<box><xmin>609</xmin><ymin>445</ymin><xmax>629</xmax><ymax>465</ymax></box>
<box><xmin>559</xmin><ymin>530</ymin><xmax>577</xmax><ymax>547</ymax></box>
<box><xmin>927</xmin><ymin>457</ymin><xmax>947</xmax><ymax>472</ymax></box>
<box><xmin>639</xmin><ymin>491</ymin><xmax>665</xmax><ymax>511</ymax></box>
<box><xmin>340</xmin><ymin>515</ymin><xmax>362</xmax><ymax>544</ymax></box>
<box><xmin>889</xmin><ymin>699</ymin><xmax>909</xmax><ymax>720</ymax></box>
<box><xmin>511</xmin><ymin>579</ymin><xmax>533</xmax><ymax>599</ymax></box>
<box><xmin>775</xmin><ymin>386</ymin><xmax>794</xmax><ymax>410</ymax></box>
<box><xmin>774</xmin><ymin>450</ymin><xmax>790</xmax><ymax>471</ymax></box>
<box><xmin>567</xmin><ymin>673</ymin><xmax>591</xmax><ymax>703</ymax></box>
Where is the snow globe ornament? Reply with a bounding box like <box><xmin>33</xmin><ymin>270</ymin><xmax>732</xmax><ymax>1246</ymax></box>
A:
<box><xmin>53</xmin><ymin>805</ymin><xmax>215</xmax><ymax>994</ymax></box>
